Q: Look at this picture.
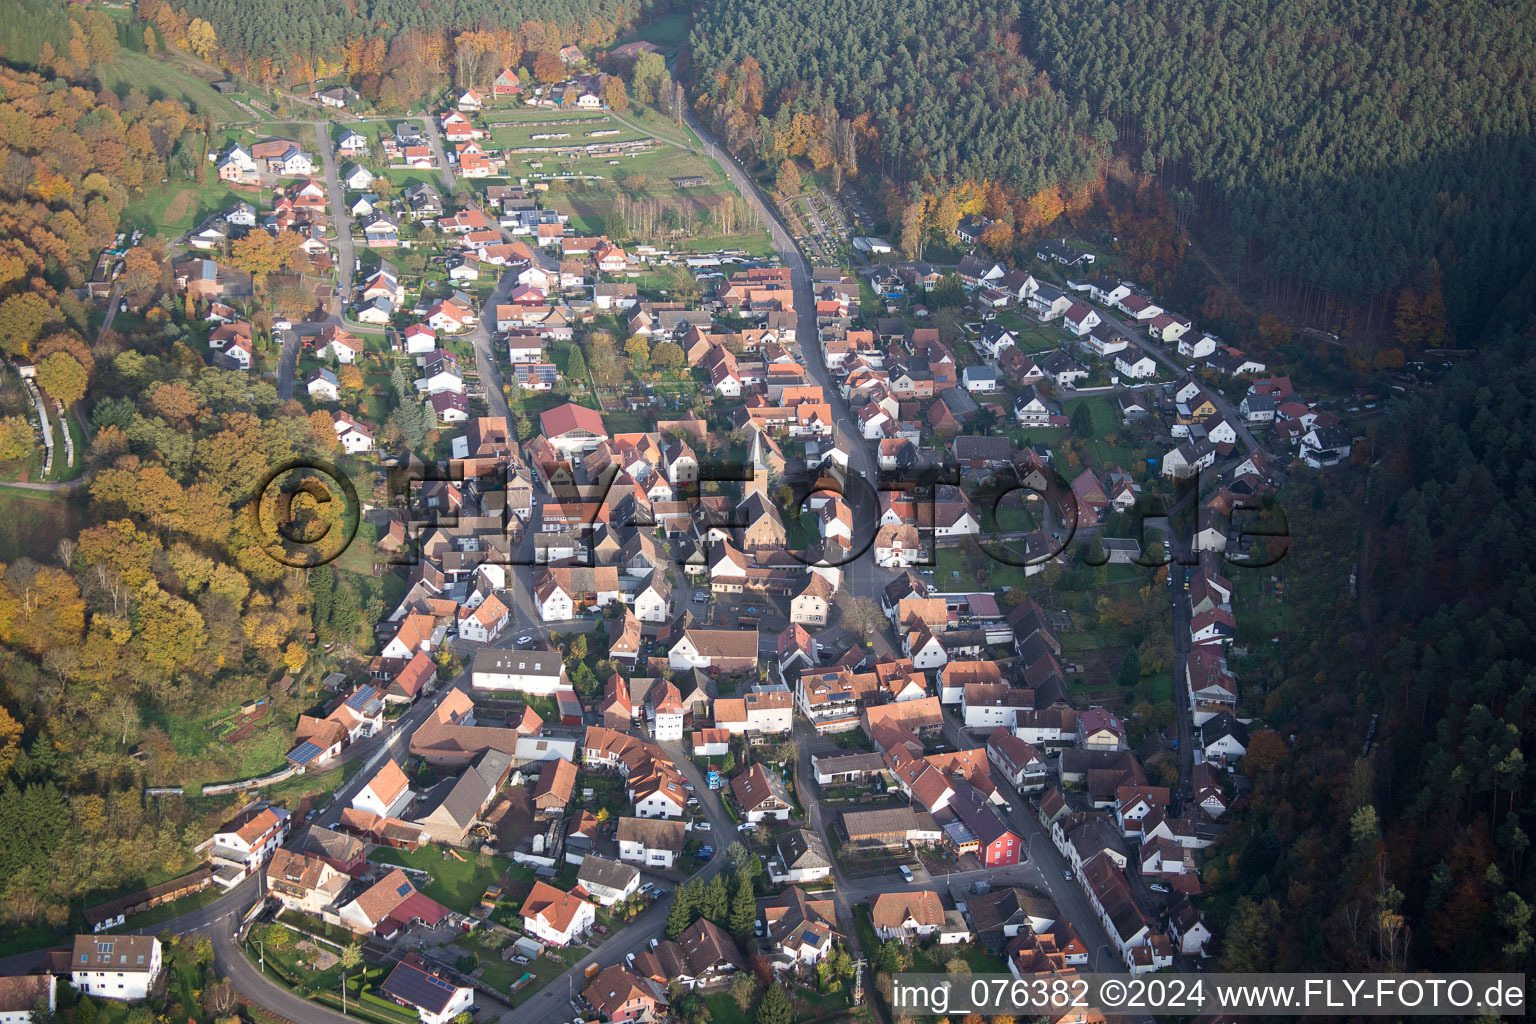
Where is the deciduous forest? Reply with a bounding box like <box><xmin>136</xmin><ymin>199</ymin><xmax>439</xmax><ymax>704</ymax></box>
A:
<box><xmin>0</xmin><ymin>7</ymin><xmax>373</xmax><ymax>943</ymax></box>
<box><xmin>153</xmin><ymin>0</ymin><xmax>656</xmax><ymax>102</ymax></box>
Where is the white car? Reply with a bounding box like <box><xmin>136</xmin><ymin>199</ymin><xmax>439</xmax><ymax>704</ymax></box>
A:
<box><xmin>696</xmin><ymin>820</ymin><xmax>712</xmax><ymax>831</ymax></box>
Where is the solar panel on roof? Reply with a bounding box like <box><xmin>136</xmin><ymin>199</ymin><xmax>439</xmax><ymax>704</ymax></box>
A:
<box><xmin>801</xmin><ymin>929</ymin><xmax>817</xmax><ymax>945</ymax></box>
<box><xmin>287</xmin><ymin>741</ymin><xmax>322</xmax><ymax>765</ymax></box>
<box><xmin>346</xmin><ymin>686</ymin><xmax>379</xmax><ymax>709</ymax></box>
<box><xmin>397</xmin><ymin>882</ymin><xmax>413</xmax><ymax>896</ymax></box>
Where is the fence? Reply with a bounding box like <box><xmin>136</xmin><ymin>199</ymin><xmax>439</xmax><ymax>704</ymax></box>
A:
<box><xmin>201</xmin><ymin>763</ymin><xmax>300</xmax><ymax>796</ymax></box>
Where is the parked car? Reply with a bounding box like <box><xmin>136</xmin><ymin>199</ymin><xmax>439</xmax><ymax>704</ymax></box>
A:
<box><xmin>899</xmin><ymin>865</ymin><xmax>914</xmax><ymax>882</ymax></box>
<box><xmin>639</xmin><ymin>882</ymin><xmax>654</xmax><ymax>895</ymax></box>
<box><xmin>1149</xmin><ymin>882</ymin><xmax>1170</xmax><ymax>894</ymax></box>
<box><xmin>516</xmin><ymin>634</ymin><xmax>533</xmax><ymax>644</ymax></box>
<box><xmin>696</xmin><ymin>820</ymin><xmax>712</xmax><ymax>831</ymax></box>
<box><xmin>1063</xmin><ymin>870</ymin><xmax>1073</xmax><ymax>880</ymax></box>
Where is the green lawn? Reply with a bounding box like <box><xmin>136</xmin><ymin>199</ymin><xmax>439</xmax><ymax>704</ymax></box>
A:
<box><xmin>47</xmin><ymin>407</ymin><xmax>87</xmax><ymax>482</ymax></box>
<box><xmin>935</xmin><ymin>543</ymin><xmax>1039</xmax><ymax>593</ymax></box>
<box><xmin>705</xmin><ymin>994</ymin><xmax>753</xmax><ymax>1024</ymax></box>
<box><xmin>385</xmin><ymin>168</ymin><xmax>445</xmax><ymax>189</ymax></box>
<box><xmin>140</xmin><ymin>698</ymin><xmax>296</xmax><ymax>793</ymax></box>
<box><xmin>368</xmin><ymin>845</ymin><xmax>514</xmax><ymax>914</ymax></box>
<box><xmin>0</xmin><ymin>486</ymin><xmax>83</xmax><ymax>562</ymax></box>
<box><xmin>122</xmin><ymin>167</ymin><xmax>262</xmax><ymax>237</ymax></box>
<box><xmin>487</xmin><ymin>115</ymin><xmax>650</xmax><ymax>152</ymax></box>
<box><xmin>1062</xmin><ymin>395</ymin><xmax>1148</xmax><ymax>469</ymax></box>
<box><xmin>98</xmin><ymin>48</ymin><xmax>251</xmax><ymax>121</ymax></box>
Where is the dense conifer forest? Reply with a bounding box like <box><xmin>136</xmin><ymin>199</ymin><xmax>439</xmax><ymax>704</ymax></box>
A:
<box><xmin>690</xmin><ymin>0</ymin><xmax>1536</xmax><ymax>338</ymax></box>
<box><xmin>1213</xmin><ymin>327</ymin><xmax>1536</xmax><ymax>971</ymax></box>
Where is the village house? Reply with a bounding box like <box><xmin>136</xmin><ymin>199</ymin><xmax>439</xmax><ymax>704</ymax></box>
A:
<box><xmin>381</xmin><ymin>954</ymin><xmax>475</xmax><ymax>1024</ymax></box>
<box><xmin>521</xmin><ymin>881</ymin><xmax>595</xmax><ymax>946</ymax></box>
<box><xmin>70</xmin><ymin>935</ymin><xmax>162</xmax><ymax>1002</ymax></box>
<box><xmin>264</xmin><ymin>848</ymin><xmax>349</xmax><ymax>915</ymax></box>
<box><xmin>617</xmin><ymin>816</ymin><xmax>686</xmax><ymax>869</ymax></box>
<box><xmin>730</xmin><ymin>763</ymin><xmax>793</xmax><ymax>823</ymax></box>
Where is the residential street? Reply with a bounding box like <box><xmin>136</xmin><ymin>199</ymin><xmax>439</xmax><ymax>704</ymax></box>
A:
<box><xmin>53</xmin><ymin>100</ymin><xmax>1179</xmax><ymax>1024</ymax></box>
<box><xmin>312</xmin><ymin>120</ymin><xmax>356</xmax><ymax>323</ymax></box>
<box><xmin>683</xmin><ymin>110</ymin><xmax>897</xmax><ymax>613</ymax></box>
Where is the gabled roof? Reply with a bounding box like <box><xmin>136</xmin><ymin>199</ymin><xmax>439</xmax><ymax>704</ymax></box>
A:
<box><xmin>730</xmin><ymin>763</ymin><xmax>791</xmax><ymax>813</ymax></box>
<box><xmin>870</xmin><ymin>889</ymin><xmax>946</xmax><ymax>929</ymax></box>
<box><xmin>381</xmin><ymin>953</ymin><xmax>468</xmax><ymax>1013</ymax></box>
<box><xmin>522</xmin><ymin>880</ymin><xmax>593</xmax><ymax>934</ymax></box>
<box><xmin>541</xmin><ymin>402</ymin><xmax>607</xmax><ymax>439</ymax></box>
<box><xmin>363</xmin><ymin>760</ymin><xmax>412</xmax><ymax>809</ymax></box>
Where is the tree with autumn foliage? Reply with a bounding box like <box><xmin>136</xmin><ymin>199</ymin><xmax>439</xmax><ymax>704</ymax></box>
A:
<box><xmin>36</xmin><ymin>351</ymin><xmax>88</xmax><ymax>406</ymax></box>
<box><xmin>774</xmin><ymin>160</ymin><xmax>801</xmax><ymax>197</ymax></box>
<box><xmin>602</xmin><ymin>74</ymin><xmax>628</xmax><ymax>111</ymax></box>
<box><xmin>531</xmin><ymin>51</ymin><xmax>564</xmax><ymax>83</ymax></box>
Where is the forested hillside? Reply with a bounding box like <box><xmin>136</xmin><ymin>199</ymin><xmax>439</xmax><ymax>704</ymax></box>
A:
<box><xmin>1213</xmin><ymin>325</ymin><xmax>1536</xmax><ymax>971</ymax></box>
<box><xmin>0</xmin><ymin>7</ymin><xmax>368</xmax><ymax>942</ymax></box>
<box><xmin>690</xmin><ymin>0</ymin><xmax>1105</xmax><ymax>195</ymax></box>
<box><xmin>1023</xmin><ymin>0</ymin><xmax>1536</xmax><ymax>339</ymax></box>
<box><xmin>691</xmin><ymin>0</ymin><xmax>1536</xmax><ymax>341</ymax></box>
<box><xmin>155</xmin><ymin>0</ymin><xmax>653</xmax><ymax>92</ymax></box>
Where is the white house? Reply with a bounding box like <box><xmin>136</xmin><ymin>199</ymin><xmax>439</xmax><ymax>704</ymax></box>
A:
<box><xmin>975</xmin><ymin>324</ymin><xmax>1017</xmax><ymax>359</ymax></box>
<box><xmin>0</xmin><ymin>973</ymin><xmax>53</xmax><ymax>1021</ymax></box>
<box><xmin>1115</xmin><ymin>353</ymin><xmax>1158</xmax><ymax>379</ymax></box>
<box><xmin>634</xmin><ymin>580</ymin><xmax>670</xmax><ymax>623</ymax></box>
<box><xmin>962</xmin><ymin>365</ymin><xmax>998</xmax><ymax>392</ymax></box>
<box><xmin>307</xmin><ymin>368</ymin><xmax>341</xmax><ymax>401</ymax></box>
<box><xmin>71</xmin><ymin>935</ymin><xmax>162</xmax><ymax>1002</ymax></box>
<box><xmin>341</xmin><ymin>163</ymin><xmax>375</xmax><ymax>191</ymax></box>
<box><xmin>204</xmin><ymin>804</ymin><xmax>291</xmax><ymax>885</ymax></box>
<box><xmin>521</xmin><ymin>881</ymin><xmax>595</xmax><ymax>946</ymax></box>
<box><xmin>403</xmin><ymin>324</ymin><xmax>436</xmax><ymax>355</ymax></box>
<box><xmin>333</xmin><ymin>413</ymin><xmax>376</xmax><ymax>454</ymax></box>
<box><xmin>536</xmin><ymin>576</ymin><xmax>574</xmax><ymax>622</ymax></box>
<box><xmin>1063</xmin><ymin>302</ymin><xmax>1101</xmax><ymax>336</ymax></box>
<box><xmin>336</xmin><ymin>129</ymin><xmax>368</xmax><ymax>155</ymax></box>
<box><xmin>617</xmin><ymin>817</ymin><xmax>685</xmax><ymax>869</ymax></box>
<box><xmin>575</xmin><ymin>856</ymin><xmax>641</xmax><ymax>907</ymax></box>
<box><xmin>457</xmin><ymin>594</ymin><xmax>510</xmax><ymax>644</ymax></box>
<box><xmin>381</xmin><ymin>955</ymin><xmax>475</xmax><ymax>1024</ymax></box>
<box><xmin>472</xmin><ymin>649</ymin><xmax>568</xmax><ymax>695</ymax></box>
<box><xmin>352</xmin><ymin>759</ymin><xmax>414</xmax><ymax>818</ymax></box>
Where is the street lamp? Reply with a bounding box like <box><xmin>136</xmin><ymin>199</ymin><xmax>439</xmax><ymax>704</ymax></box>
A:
<box><xmin>255</xmin><ymin>938</ymin><xmax>265</xmax><ymax>974</ymax></box>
